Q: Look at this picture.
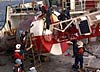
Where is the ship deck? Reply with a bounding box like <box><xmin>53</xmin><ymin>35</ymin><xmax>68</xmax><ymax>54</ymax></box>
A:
<box><xmin>0</xmin><ymin>41</ymin><xmax>100</xmax><ymax>72</ymax></box>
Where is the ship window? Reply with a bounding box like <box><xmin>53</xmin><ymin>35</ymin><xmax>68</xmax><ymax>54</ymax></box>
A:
<box><xmin>16</xmin><ymin>8</ymin><xmax>21</xmax><ymax>13</ymax></box>
<box><xmin>78</xmin><ymin>20</ymin><xmax>91</xmax><ymax>35</ymax></box>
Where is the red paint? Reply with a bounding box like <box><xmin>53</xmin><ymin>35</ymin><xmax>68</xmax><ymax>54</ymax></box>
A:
<box><xmin>61</xmin><ymin>42</ymin><xmax>69</xmax><ymax>53</ymax></box>
<box><xmin>86</xmin><ymin>0</ymin><xmax>96</xmax><ymax>10</ymax></box>
<box><xmin>31</xmin><ymin>35</ymin><xmax>69</xmax><ymax>54</ymax></box>
<box><xmin>31</xmin><ymin>22</ymin><xmax>100</xmax><ymax>54</ymax></box>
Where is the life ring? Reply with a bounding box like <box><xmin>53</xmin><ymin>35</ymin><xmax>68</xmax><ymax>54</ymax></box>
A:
<box><xmin>41</xmin><ymin>38</ymin><xmax>69</xmax><ymax>55</ymax></box>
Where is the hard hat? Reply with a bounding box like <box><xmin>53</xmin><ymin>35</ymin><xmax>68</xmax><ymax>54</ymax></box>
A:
<box><xmin>77</xmin><ymin>41</ymin><xmax>83</xmax><ymax>48</ymax></box>
<box><xmin>96</xmin><ymin>69</ymin><xmax>100</xmax><ymax>72</ymax></box>
<box><xmin>16</xmin><ymin>44</ymin><xmax>21</xmax><ymax>49</ymax></box>
<box><xmin>30</xmin><ymin>67</ymin><xmax>35</xmax><ymax>70</ymax></box>
<box><xmin>15</xmin><ymin>59</ymin><xmax>22</xmax><ymax>64</ymax></box>
<box><xmin>15</xmin><ymin>50</ymin><xmax>20</xmax><ymax>52</ymax></box>
<box><xmin>43</xmin><ymin>29</ymin><xmax>52</xmax><ymax>35</ymax></box>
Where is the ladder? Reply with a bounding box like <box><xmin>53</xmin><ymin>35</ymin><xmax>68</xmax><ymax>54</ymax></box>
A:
<box><xmin>30</xmin><ymin>34</ymin><xmax>42</xmax><ymax>72</ymax></box>
<box><xmin>24</xmin><ymin>33</ymin><xmax>42</xmax><ymax>72</ymax></box>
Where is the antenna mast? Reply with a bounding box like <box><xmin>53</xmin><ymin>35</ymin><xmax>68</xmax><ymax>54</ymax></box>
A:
<box><xmin>22</xmin><ymin>0</ymin><xmax>24</xmax><ymax>4</ymax></box>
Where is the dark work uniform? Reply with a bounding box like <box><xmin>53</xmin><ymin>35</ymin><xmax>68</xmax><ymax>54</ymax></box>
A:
<box><xmin>13</xmin><ymin>65</ymin><xmax>22</xmax><ymax>72</ymax></box>
<box><xmin>14</xmin><ymin>49</ymin><xmax>26</xmax><ymax>71</ymax></box>
<box><xmin>58</xmin><ymin>12</ymin><xmax>67</xmax><ymax>29</ymax></box>
<box><xmin>74</xmin><ymin>47</ymin><xmax>84</xmax><ymax>71</ymax></box>
<box><xmin>45</xmin><ymin>7</ymin><xmax>52</xmax><ymax>29</ymax></box>
<box><xmin>64</xmin><ymin>8</ymin><xmax>70</xmax><ymax>19</ymax></box>
<box><xmin>71</xmin><ymin>40</ymin><xmax>78</xmax><ymax>57</ymax></box>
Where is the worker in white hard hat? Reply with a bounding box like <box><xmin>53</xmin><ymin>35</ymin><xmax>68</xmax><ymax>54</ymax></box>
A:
<box><xmin>15</xmin><ymin>44</ymin><xmax>21</xmax><ymax>52</ymax></box>
<box><xmin>73</xmin><ymin>41</ymin><xmax>85</xmax><ymax>71</ymax></box>
<box><xmin>15</xmin><ymin>43</ymin><xmax>32</xmax><ymax>51</ymax></box>
<box><xmin>77</xmin><ymin>41</ymin><xmax>84</xmax><ymax>48</ymax></box>
<box><xmin>14</xmin><ymin>43</ymin><xmax>33</xmax><ymax>71</ymax></box>
<box><xmin>14</xmin><ymin>44</ymin><xmax>23</xmax><ymax>60</ymax></box>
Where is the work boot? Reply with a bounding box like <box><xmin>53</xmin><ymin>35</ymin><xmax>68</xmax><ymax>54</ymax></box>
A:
<box><xmin>74</xmin><ymin>68</ymin><xmax>79</xmax><ymax>72</ymax></box>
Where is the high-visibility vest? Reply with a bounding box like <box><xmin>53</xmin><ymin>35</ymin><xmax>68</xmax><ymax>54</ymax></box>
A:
<box><xmin>77</xmin><ymin>48</ymin><xmax>84</xmax><ymax>55</ymax></box>
<box><xmin>14</xmin><ymin>52</ymin><xmax>24</xmax><ymax>60</ymax></box>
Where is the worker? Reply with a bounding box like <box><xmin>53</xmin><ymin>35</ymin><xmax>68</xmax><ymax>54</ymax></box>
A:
<box><xmin>73</xmin><ymin>41</ymin><xmax>84</xmax><ymax>71</ymax></box>
<box><xmin>14</xmin><ymin>43</ymin><xmax>33</xmax><ymax>71</ymax></box>
<box><xmin>13</xmin><ymin>59</ymin><xmax>23</xmax><ymax>72</ymax></box>
<box><xmin>64</xmin><ymin>7</ymin><xmax>70</xmax><ymax>19</ymax></box>
<box><xmin>71</xmin><ymin>40</ymin><xmax>78</xmax><ymax>57</ymax></box>
<box><xmin>58</xmin><ymin>10</ymin><xmax>67</xmax><ymax>29</ymax></box>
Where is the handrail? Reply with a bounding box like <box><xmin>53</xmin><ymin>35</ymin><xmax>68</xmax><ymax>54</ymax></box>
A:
<box><xmin>50</xmin><ymin>10</ymin><xmax>100</xmax><ymax>32</ymax></box>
